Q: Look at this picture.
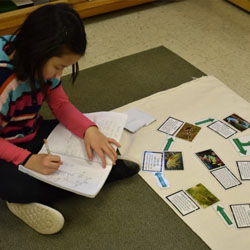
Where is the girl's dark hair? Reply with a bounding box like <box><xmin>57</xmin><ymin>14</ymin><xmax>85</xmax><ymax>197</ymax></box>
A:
<box><xmin>6</xmin><ymin>3</ymin><xmax>86</xmax><ymax>93</ymax></box>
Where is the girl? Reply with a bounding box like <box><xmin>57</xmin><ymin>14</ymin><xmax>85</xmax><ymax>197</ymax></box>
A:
<box><xmin>0</xmin><ymin>3</ymin><xmax>139</xmax><ymax>234</ymax></box>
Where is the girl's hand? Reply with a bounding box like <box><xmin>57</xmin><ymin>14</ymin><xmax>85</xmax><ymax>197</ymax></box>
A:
<box><xmin>24</xmin><ymin>154</ymin><xmax>63</xmax><ymax>175</ymax></box>
<box><xmin>84</xmin><ymin>126</ymin><xmax>121</xmax><ymax>168</ymax></box>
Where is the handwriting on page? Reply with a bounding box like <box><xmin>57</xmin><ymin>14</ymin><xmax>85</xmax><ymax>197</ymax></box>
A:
<box><xmin>96</xmin><ymin>117</ymin><xmax>124</xmax><ymax>141</ymax></box>
<box><xmin>19</xmin><ymin>112</ymin><xmax>127</xmax><ymax>198</ymax></box>
<box><xmin>46</xmin><ymin>170</ymin><xmax>94</xmax><ymax>188</ymax></box>
<box><xmin>56</xmin><ymin>133</ymin><xmax>86</xmax><ymax>159</ymax></box>
<box><xmin>46</xmin><ymin>164</ymin><xmax>98</xmax><ymax>189</ymax></box>
<box><xmin>24</xmin><ymin>157</ymin><xmax>105</xmax><ymax>190</ymax></box>
<box><xmin>52</xmin><ymin>120</ymin><xmax>123</xmax><ymax>163</ymax></box>
<box><xmin>46</xmin><ymin>112</ymin><xmax>127</xmax><ymax>165</ymax></box>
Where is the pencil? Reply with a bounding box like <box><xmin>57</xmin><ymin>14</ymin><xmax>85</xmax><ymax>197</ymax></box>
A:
<box><xmin>43</xmin><ymin>138</ymin><xmax>51</xmax><ymax>154</ymax></box>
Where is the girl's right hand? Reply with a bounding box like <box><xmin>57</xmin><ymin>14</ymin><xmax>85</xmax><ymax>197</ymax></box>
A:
<box><xmin>24</xmin><ymin>154</ymin><xmax>63</xmax><ymax>175</ymax></box>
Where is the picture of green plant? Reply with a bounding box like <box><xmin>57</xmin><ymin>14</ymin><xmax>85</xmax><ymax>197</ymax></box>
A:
<box><xmin>164</xmin><ymin>151</ymin><xmax>184</xmax><ymax>170</ymax></box>
<box><xmin>186</xmin><ymin>183</ymin><xmax>219</xmax><ymax>208</ymax></box>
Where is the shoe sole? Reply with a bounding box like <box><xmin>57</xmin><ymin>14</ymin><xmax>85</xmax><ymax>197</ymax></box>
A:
<box><xmin>6</xmin><ymin>202</ymin><xmax>64</xmax><ymax>234</ymax></box>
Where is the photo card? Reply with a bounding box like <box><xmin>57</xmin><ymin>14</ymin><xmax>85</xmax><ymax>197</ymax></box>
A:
<box><xmin>158</xmin><ymin>117</ymin><xmax>184</xmax><ymax>136</ymax></box>
<box><xmin>224</xmin><ymin>113</ymin><xmax>250</xmax><ymax>132</ymax></box>
<box><xmin>164</xmin><ymin>151</ymin><xmax>184</xmax><ymax>170</ymax></box>
<box><xmin>176</xmin><ymin>123</ymin><xmax>201</xmax><ymax>142</ymax></box>
<box><xmin>196</xmin><ymin>149</ymin><xmax>225</xmax><ymax>170</ymax></box>
<box><xmin>186</xmin><ymin>183</ymin><xmax>219</xmax><ymax>208</ymax></box>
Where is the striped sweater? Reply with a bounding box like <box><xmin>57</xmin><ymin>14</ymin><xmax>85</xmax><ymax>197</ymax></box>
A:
<box><xmin>0</xmin><ymin>36</ymin><xmax>96</xmax><ymax>165</ymax></box>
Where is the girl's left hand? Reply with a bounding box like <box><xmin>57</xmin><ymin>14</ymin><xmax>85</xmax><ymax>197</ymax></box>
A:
<box><xmin>84</xmin><ymin>126</ymin><xmax>121</xmax><ymax>168</ymax></box>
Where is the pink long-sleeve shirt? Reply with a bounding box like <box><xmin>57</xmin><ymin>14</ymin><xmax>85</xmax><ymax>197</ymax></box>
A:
<box><xmin>0</xmin><ymin>36</ymin><xmax>95</xmax><ymax>165</ymax></box>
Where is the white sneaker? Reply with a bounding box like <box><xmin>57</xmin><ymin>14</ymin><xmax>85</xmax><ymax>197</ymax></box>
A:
<box><xmin>6</xmin><ymin>202</ymin><xmax>64</xmax><ymax>234</ymax></box>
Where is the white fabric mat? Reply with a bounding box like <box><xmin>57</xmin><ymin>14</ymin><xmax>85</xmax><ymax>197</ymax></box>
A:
<box><xmin>115</xmin><ymin>76</ymin><xmax>250</xmax><ymax>250</ymax></box>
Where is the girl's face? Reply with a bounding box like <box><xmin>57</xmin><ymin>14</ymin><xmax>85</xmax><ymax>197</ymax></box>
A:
<box><xmin>43</xmin><ymin>53</ymin><xmax>81</xmax><ymax>80</ymax></box>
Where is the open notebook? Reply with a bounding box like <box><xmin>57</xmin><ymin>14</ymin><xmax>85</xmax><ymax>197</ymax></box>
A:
<box><xmin>19</xmin><ymin>111</ymin><xmax>128</xmax><ymax>198</ymax></box>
